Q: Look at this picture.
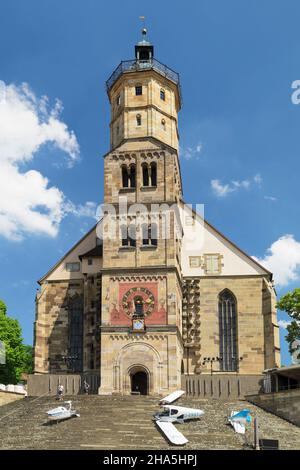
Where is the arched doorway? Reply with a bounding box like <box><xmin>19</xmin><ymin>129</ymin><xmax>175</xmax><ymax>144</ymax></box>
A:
<box><xmin>131</xmin><ymin>370</ymin><xmax>148</xmax><ymax>395</ymax></box>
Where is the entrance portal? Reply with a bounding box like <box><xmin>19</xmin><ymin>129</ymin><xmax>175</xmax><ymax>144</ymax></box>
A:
<box><xmin>131</xmin><ymin>371</ymin><xmax>148</xmax><ymax>395</ymax></box>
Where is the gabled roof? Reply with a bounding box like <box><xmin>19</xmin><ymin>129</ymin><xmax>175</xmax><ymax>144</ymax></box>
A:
<box><xmin>181</xmin><ymin>200</ymin><xmax>272</xmax><ymax>278</ymax></box>
<box><xmin>39</xmin><ymin>201</ymin><xmax>271</xmax><ymax>284</ymax></box>
<box><xmin>38</xmin><ymin>223</ymin><xmax>98</xmax><ymax>284</ymax></box>
<box><xmin>79</xmin><ymin>245</ymin><xmax>103</xmax><ymax>260</ymax></box>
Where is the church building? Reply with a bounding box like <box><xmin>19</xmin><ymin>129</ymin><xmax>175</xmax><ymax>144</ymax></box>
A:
<box><xmin>33</xmin><ymin>31</ymin><xmax>280</xmax><ymax>396</ymax></box>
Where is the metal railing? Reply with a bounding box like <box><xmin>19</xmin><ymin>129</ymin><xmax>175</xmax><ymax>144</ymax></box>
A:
<box><xmin>106</xmin><ymin>58</ymin><xmax>182</xmax><ymax>99</ymax></box>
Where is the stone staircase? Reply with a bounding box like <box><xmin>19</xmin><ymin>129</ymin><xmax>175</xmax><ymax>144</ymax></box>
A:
<box><xmin>0</xmin><ymin>395</ymin><xmax>299</xmax><ymax>450</ymax></box>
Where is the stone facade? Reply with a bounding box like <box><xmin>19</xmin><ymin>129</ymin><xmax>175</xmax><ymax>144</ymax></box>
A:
<box><xmin>108</xmin><ymin>71</ymin><xmax>180</xmax><ymax>151</ymax></box>
<box><xmin>33</xmin><ymin>34</ymin><xmax>280</xmax><ymax>397</ymax></box>
<box><xmin>182</xmin><ymin>276</ymin><xmax>280</xmax><ymax>376</ymax></box>
<box><xmin>34</xmin><ymin>274</ymin><xmax>101</xmax><ymax>375</ymax></box>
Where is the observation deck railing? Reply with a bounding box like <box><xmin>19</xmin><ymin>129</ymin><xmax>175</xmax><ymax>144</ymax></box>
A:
<box><xmin>106</xmin><ymin>58</ymin><xmax>182</xmax><ymax>101</ymax></box>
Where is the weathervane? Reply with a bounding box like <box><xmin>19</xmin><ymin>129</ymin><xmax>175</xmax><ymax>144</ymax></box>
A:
<box><xmin>139</xmin><ymin>15</ymin><xmax>147</xmax><ymax>40</ymax></box>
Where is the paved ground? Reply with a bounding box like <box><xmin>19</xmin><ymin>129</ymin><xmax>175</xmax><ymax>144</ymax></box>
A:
<box><xmin>0</xmin><ymin>395</ymin><xmax>299</xmax><ymax>450</ymax></box>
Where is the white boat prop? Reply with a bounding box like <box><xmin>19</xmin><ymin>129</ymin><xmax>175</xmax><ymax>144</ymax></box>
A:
<box><xmin>159</xmin><ymin>390</ymin><xmax>185</xmax><ymax>405</ymax></box>
<box><xmin>228</xmin><ymin>409</ymin><xmax>252</xmax><ymax>434</ymax></box>
<box><xmin>154</xmin><ymin>392</ymin><xmax>204</xmax><ymax>446</ymax></box>
<box><xmin>46</xmin><ymin>401</ymin><xmax>80</xmax><ymax>421</ymax></box>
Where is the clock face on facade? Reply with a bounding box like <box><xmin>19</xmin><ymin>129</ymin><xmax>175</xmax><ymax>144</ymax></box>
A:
<box><xmin>122</xmin><ymin>286</ymin><xmax>155</xmax><ymax>317</ymax></box>
<box><xmin>132</xmin><ymin>319</ymin><xmax>145</xmax><ymax>330</ymax></box>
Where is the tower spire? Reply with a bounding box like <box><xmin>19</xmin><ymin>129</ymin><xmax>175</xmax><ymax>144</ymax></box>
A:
<box><xmin>135</xmin><ymin>16</ymin><xmax>153</xmax><ymax>61</ymax></box>
<box><xmin>139</xmin><ymin>15</ymin><xmax>146</xmax><ymax>35</ymax></box>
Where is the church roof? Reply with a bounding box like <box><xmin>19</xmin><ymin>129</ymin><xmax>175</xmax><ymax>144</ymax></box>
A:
<box><xmin>181</xmin><ymin>199</ymin><xmax>272</xmax><ymax>279</ymax></box>
<box><xmin>38</xmin><ymin>222</ymin><xmax>99</xmax><ymax>284</ymax></box>
<box><xmin>79</xmin><ymin>245</ymin><xmax>103</xmax><ymax>260</ymax></box>
<box><xmin>38</xmin><ymin>203</ymin><xmax>272</xmax><ymax>284</ymax></box>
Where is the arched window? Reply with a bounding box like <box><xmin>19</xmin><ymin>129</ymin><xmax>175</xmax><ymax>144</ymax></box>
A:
<box><xmin>129</xmin><ymin>164</ymin><xmax>136</xmax><ymax>188</ymax></box>
<box><xmin>141</xmin><ymin>222</ymin><xmax>157</xmax><ymax>246</ymax></box>
<box><xmin>218</xmin><ymin>290</ymin><xmax>237</xmax><ymax>371</ymax></box>
<box><xmin>68</xmin><ymin>295</ymin><xmax>84</xmax><ymax>373</ymax></box>
<box><xmin>128</xmin><ymin>223</ymin><xmax>136</xmax><ymax>247</ymax></box>
<box><xmin>142</xmin><ymin>163</ymin><xmax>149</xmax><ymax>186</ymax></box>
<box><xmin>122</xmin><ymin>164</ymin><xmax>136</xmax><ymax>189</ymax></box>
<box><xmin>120</xmin><ymin>224</ymin><xmax>136</xmax><ymax>247</ymax></box>
<box><xmin>136</xmin><ymin>114</ymin><xmax>142</xmax><ymax>126</ymax></box>
<box><xmin>160</xmin><ymin>89</ymin><xmax>165</xmax><ymax>101</ymax></box>
<box><xmin>122</xmin><ymin>165</ymin><xmax>129</xmax><ymax>188</ymax></box>
<box><xmin>134</xmin><ymin>296</ymin><xmax>144</xmax><ymax>316</ymax></box>
<box><xmin>121</xmin><ymin>224</ymin><xmax>128</xmax><ymax>246</ymax></box>
<box><xmin>142</xmin><ymin>223</ymin><xmax>149</xmax><ymax>245</ymax></box>
<box><xmin>150</xmin><ymin>162</ymin><xmax>157</xmax><ymax>186</ymax></box>
<box><xmin>150</xmin><ymin>222</ymin><xmax>158</xmax><ymax>246</ymax></box>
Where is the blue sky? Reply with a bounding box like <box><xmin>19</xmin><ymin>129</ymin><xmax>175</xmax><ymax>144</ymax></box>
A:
<box><xmin>1</xmin><ymin>0</ymin><xmax>300</xmax><ymax>366</ymax></box>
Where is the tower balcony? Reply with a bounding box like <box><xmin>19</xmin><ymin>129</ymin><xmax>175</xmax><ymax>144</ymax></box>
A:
<box><xmin>106</xmin><ymin>58</ymin><xmax>182</xmax><ymax>102</ymax></box>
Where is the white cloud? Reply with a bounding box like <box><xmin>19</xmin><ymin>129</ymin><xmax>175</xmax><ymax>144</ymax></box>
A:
<box><xmin>0</xmin><ymin>80</ymin><xmax>94</xmax><ymax>241</ymax></box>
<box><xmin>211</xmin><ymin>174</ymin><xmax>262</xmax><ymax>198</ymax></box>
<box><xmin>211</xmin><ymin>179</ymin><xmax>235</xmax><ymax>197</ymax></box>
<box><xmin>181</xmin><ymin>142</ymin><xmax>203</xmax><ymax>160</ymax></box>
<box><xmin>278</xmin><ymin>320</ymin><xmax>291</xmax><ymax>329</ymax></box>
<box><xmin>231</xmin><ymin>179</ymin><xmax>251</xmax><ymax>190</ymax></box>
<box><xmin>0</xmin><ymin>82</ymin><xmax>79</xmax><ymax>166</ymax></box>
<box><xmin>255</xmin><ymin>234</ymin><xmax>300</xmax><ymax>287</ymax></box>
<box><xmin>66</xmin><ymin>201</ymin><xmax>98</xmax><ymax>219</ymax></box>
<box><xmin>254</xmin><ymin>173</ymin><xmax>263</xmax><ymax>185</ymax></box>
<box><xmin>264</xmin><ymin>196</ymin><xmax>277</xmax><ymax>202</ymax></box>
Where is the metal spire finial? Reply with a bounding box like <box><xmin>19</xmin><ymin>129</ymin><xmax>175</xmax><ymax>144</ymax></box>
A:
<box><xmin>139</xmin><ymin>16</ymin><xmax>147</xmax><ymax>40</ymax></box>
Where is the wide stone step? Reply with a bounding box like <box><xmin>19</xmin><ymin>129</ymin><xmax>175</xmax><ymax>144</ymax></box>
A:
<box><xmin>0</xmin><ymin>395</ymin><xmax>300</xmax><ymax>450</ymax></box>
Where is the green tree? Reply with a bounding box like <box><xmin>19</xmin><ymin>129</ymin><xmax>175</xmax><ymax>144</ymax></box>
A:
<box><xmin>0</xmin><ymin>300</ymin><xmax>7</xmax><ymax>316</ymax></box>
<box><xmin>277</xmin><ymin>288</ymin><xmax>300</xmax><ymax>359</ymax></box>
<box><xmin>22</xmin><ymin>344</ymin><xmax>34</xmax><ymax>375</ymax></box>
<box><xmin>0</xmin><ymin>299</ymin><xmax>33</xmax><ymax>384</ymax></box>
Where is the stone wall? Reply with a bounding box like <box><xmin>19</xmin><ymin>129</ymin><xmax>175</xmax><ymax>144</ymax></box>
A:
<box><xmin>98</xmin><ymin>330</ymin><xmax>183</xmax><ymax>395</ymax></box>
<box><xmin>0</xmin><ymin>391</ymin><xmax>24</xmax><ymax>406</ymax></box>
<box><xmin>108</xmin><ymin>72</ymin><xmax>180</xmax><ymax>151</ymax></box>
<box><xmin>34</xmin><ymin>280</ymin><xmax>84</xmax><ymax>373</ymax></box>
<box><xmin>104</xmin><ymin>150</ymin><xmax>172</xmax><ymax>204</ymax></box>
<box><xmin>262</xmin><ymin>278</ymin><xmax>281</xmax><ymax>368</ymax></box>
<box><xmin>27</xmin><ymin>374</ymin><xmax>100</xmax><ymax>396</ymax></box>
<box><xmin>83</xmin><ymin>274</ymin><xmax>101</xmax><ymax>372</ymax></box>
<box><xmin>182</xmin><ymin>374</ymin><xmax>264</xmax><ymax>399</ymax></box>
<box><xmin>246</xmin><ymin>389</ymin><xmax>300</xmax><ymax>427</ymax></box>
<box><xmin>183</xmin><ymin>276</ymin><xmax>278</xmax><ymax>375</ymax></box>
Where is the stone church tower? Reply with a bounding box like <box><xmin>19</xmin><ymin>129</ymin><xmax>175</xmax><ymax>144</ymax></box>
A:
<box><xmin>32</xmin><ymin>30</ymin><xmax>280</xmax><ymax>398</ymax></box>
<box><xmin>99</xmin><ymin>29</ymin><xmax>183</xmax><ymax>394</ymax></box>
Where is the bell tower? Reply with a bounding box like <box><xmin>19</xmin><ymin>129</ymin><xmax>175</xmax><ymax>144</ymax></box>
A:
<box><xmin>107</xmin><ymin>28</ymin><xmax>181</xmax><ymax>153</ymax></box>
<box><xmin>99</xmin><ymin>29</ymin><xmax>184</xmax><ymax>396</ymax></box>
